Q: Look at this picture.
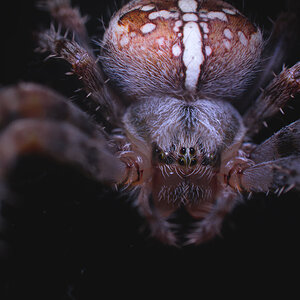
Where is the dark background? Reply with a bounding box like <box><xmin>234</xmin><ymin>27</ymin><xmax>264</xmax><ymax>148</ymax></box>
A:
<box><xmin>1</xmin><ymin>0</ymin><xmax>300</xmax><ymax>298</ymax></box>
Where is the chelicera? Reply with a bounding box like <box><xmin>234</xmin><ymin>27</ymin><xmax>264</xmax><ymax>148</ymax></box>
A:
<box><xmin>0</xmin><ymin>0</ymin><xmax>299</xmax><ymax>246</ymax></box>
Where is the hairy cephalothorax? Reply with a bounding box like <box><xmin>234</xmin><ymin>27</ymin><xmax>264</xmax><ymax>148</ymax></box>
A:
<box><xmin>0</xmin><ymin>0</ymin><xmax>299</xmax><ymax>246</ymax></box>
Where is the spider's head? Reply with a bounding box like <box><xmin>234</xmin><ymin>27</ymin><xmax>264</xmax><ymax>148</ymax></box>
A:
<box><xmin>153</xmin><ymin>143</ymin><xmax>220</xmax><ymax>175</ymax></box>
<box><xmin>102</xmin><ymin>0</ymin><xmax>263</xmax><ymax>100</ymax></box>
<box><xmin>151</xmin><ymin>136</ymin><xmax>221</xmax><ymax>208</ymax></box>
<box><xmin>123</xmin><ymin>96</ymin><xmax>245</xmax><ymax>209</ymax></box>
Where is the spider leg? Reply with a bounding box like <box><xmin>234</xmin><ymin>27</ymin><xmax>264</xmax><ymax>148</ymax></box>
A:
<box><xmin>0</xmin><ymin>119</ymin><xmax>126</xmax><ymax>259</ymax></box>
<box><xmin>38</xmin><ymin>24</ymin><xmax>123</xmax><ymax>127</ymax></box>
<box><xmin>231</xmin><ymin>157</ymin><xmax>300</xmax><ymax>194</ymax></box>
<box><xmin>136</xmin><ymin>188</ymin><xmax>178</xmax><ymax>246</ymax></box>
<box><xmin>0</xmin><ymin>83</ymin><xmax>131</xmax><ymax>257</ymax></box>
<box><xmin>185</xmin><ymin>187</ymin><xmax>240</xmax><ymax>245</ymax></box>
<box><xmin>39</xmin><ymin>0</ymin><xmax>89</xmax><ymax>43</ymax></box>
<box><xmin>243</xmin><ymin>62</ymin><xmax>300</xmax><ymax>138</ymax></box>
<box><xmin>247</xmin><ymin>9</ymin><xmax>300</xmax><ymax>99</ymax></box>
<box><xmin>0</xmin><ymin>83</ymin><xmax>104</xmax><ymax>137</ymax></box>
<box><xmin>0</xmin><ymin>120</ymin><xmax>125</xmax><ymax>184</ymax></box>
<box><xmin>146</xmin><ymin>213</ymin><xmax>178</xmax><ymax>247</ymax></box>
<box><xmin>249</xmin><ymin>119</ymin><xmax>300</xmax><ymax>163</ymax></box>
<box><xmin>0</xmin><ymin>83</ymin><xmax>126</xmax><ymax>184</ymax></box>
<box><xmin>227</xmin><ymin>120</ymin><xmax>300</xmax><ymax>193</ymax></box>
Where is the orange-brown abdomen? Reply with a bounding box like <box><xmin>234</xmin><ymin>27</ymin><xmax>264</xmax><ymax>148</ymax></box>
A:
<box><xmin>102</xmin><ymin>0</ymin><xmax>263</xmax><ymax>100</ymax></box>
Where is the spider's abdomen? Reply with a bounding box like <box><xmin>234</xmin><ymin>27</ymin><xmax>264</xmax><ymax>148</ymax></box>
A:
<box><xmin>102</xmin><ymin>0</ymin><xmax>263</xmax><ymax>100</ymax></box>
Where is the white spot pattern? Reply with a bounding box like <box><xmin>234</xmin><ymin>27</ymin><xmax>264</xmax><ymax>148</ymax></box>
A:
<box><xmin>172</xmin><ymin>44</ymin><xmax>182</xmax><ymax>57</ymax></box>
<box><xmin>141</xmin><ymin>5</ymin><xmax>155</xmax><ymax>11</ymax></box>
<box><xmin>182</xmin><ymin>13</ymin><xmax>198</xmax><ymax>22</ymax></box>
<box><xmin>176</xmin><ymin>0</ymin><xmax>207</xmax><ymax>91</ymax></box>
<box><xmin>206</xmin><ymin>11</ymin><xmax>228</xmax><ymax>22</ymax></box>
<box><xmin>222</xmin><ymin>8</ymin><xmax>237</xmax><ymax>15</ymax></box>
<box><xmin>173</xmin><ymin>20</ymin><xmax>183</xmax><ymax>32</ymax></box>
<box><xmin>149</xmin><ymin>10</ymin><xmax>180</xmax><ymax>20</ymax></box>
<box><xmin>223</xmin><ymin>39</ymin><xmax>231</xmax><ymax>50</ymax></box>
<box><xmin>205</xmin><ymin>46</ymin><xmax>212</xmax><ymax>56</ymax></box>
<box><xmin>178</xmin><ymin>0</ymin><xmax>198</xmax><ymax>13</ymax></box>
<box><xmin>199</xmin><ymin>13</ymin><xmax>208</xmax><ymax>19</ymax></box>
<box><xmin>140</xmin><ymin>23</ymin><xmax>156</xmax><ymax>34</ymax></box>
<box><xmin>136</xmin><ymin>1</ymin><xmax>238</xmax><ymax>91</ymax></box>
<box><xmin>182</xmin><ymin>22</ymin><xmax>204</xmax><ymax>91</ymax></box>
<box><xmin>238</xmin><ymin>31</ymin><xmax>248</xmax><ymax>46</ymax></box>
<box><xmin>200</xmin><ymin>22</ymin><xmax>209</xmax><ymax>34</ymax></box>
<box><xmin>223</xmin><ymin>28</ymin><xmax>233</xmax><ymax>40</ymax></box>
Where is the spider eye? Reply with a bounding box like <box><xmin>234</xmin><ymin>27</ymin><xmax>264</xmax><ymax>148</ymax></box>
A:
<box><xmin>201</xmin><ymin>152</ymin><xmax>220</xmax><ymax>166</ymax></box>
<box><xmin>156</xmin><ymin>150</ymin><xmax>174</xmax><ymax>165</ymax></box>
<box><xmin>158</xmin><ymin>152</ymin><xmax>165</xmax><ymax>162</ymax></box>
<box><xmin>180</xmin><ymin>147</ymin><xmax>186</xmax><ymax>155</ymax></box>
<box><xmin>208</xmin><ymin>153</ymin><xmax>215</xmax><ymax>160</ymax></box>
<box><xmin>189</xmin><ymin>147</ymin><xmax>196</xmax><ymax>155</ymax></box>
<box><xmin>178</xmin><ymin>158</ymin><xmax>185</xmax><ymax>166</ymax></box>
<box><xmin>190</xmin><ymin>158</ymin><xmax>197</xmax><ymax>166</ymax></box>
<box><xmin>155</xmin><ymin>148</ymin><xmax>161</xmax><ymax>154</ymax></box>
<box><xmin>165</xmin><ymin>156</ymin><xmax>174</xmax><ymax>165</ymax></box>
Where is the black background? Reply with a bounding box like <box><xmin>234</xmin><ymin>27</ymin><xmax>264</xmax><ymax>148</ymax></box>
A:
<box><xmin>1</xmin><ymin>0</ymin><xmax>300</xmax><ymax>298</ymax></box>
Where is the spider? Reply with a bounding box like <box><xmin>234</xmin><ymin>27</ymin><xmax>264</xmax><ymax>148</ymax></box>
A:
<box><xmin>0</xmin><ymin>0</ymin><xmax>299</xmax><ymax>247</ymax></box>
